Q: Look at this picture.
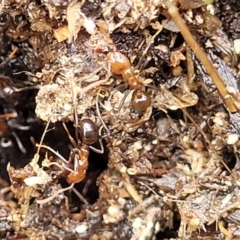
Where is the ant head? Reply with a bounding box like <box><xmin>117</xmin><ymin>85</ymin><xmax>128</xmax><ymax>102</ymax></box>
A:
<box><xmin>79</xmin><ymin>119</ymin><xmax>99</xmax><ymax>145</ymax></box>
<box><xmin>107</xmin><ymin>52</ymin><xmax>131</xmax><ymax>75</ymax></box>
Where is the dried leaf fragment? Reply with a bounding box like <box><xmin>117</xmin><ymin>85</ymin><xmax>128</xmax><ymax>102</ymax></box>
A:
<box><xmin>162</xmin><ymin>19</ymin><xmax>179</xmax><ymax>32</ymax></box>
<box><xmin>66</xmin><ymin>0</ymin><xmax>83</xmax><ymax>43</ymax></box>
<box><xmin>181</xmin><ymin>149</ymin><xmax>205</xmax><ymax>174</ymax></box>
<box><xmin>170</xmin><ymin>50</ymin><xmax>186</xmax><ymax>67</ymax></box>
<box><xmin>53</xmin><ymin>26</ymin><xmax>70</xmax><ymax>42</ymax></box>
<box><xmin>227</xmin><ymin>134</ymin><xmax>238</xmax><ymax>145</ymax></box>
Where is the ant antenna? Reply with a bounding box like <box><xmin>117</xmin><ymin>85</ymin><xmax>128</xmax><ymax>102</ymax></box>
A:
<box><xmin>35</xmin><ymin>143</ymin><xmax>69</xmax><ymax>164</ymax></box>
<box><xmin>69</xmin><ymin>74</ymin><xmax>79</xmax><ymax>141</ymax></box>
<box><xmin>117</xmin><ymin>89</ymin><xmax>131</xmax><ymax>113</ymax></box>
<box><xmin>62</xmin><ymin>122</ymin><xmax>78</xmax><ymax>148</ymax></box>
<box><xmin>34</xmin><ymin>118</ymin><xmax>51</xmax><ymax>164</ymax></box>
<box><xmin>137</xmin><ymin>27</ymin><xmax>163</xmax><ymax>72</ymax></box>
<box><xmin>96</xmin><ymin>90</ymin><xmax>110</xmax><ymax>135</ymax></box>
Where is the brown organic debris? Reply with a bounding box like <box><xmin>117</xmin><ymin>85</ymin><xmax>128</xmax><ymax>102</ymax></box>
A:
<box><xmin>0</xmin><ymin>0</ymin><xmax>240</xmax><ymax>239</ymax></box>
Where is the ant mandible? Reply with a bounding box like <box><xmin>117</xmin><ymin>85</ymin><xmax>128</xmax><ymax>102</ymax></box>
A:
<box><xmin>107</xmin><ymin>51</ymin><xmax>151</xmax><ymax>112</ymax></box>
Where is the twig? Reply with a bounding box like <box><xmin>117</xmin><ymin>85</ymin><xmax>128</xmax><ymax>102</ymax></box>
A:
<box><xmin>165</xmin><ymin>1</ymin><xmax>238</xmax><ymax>113</ymax></box>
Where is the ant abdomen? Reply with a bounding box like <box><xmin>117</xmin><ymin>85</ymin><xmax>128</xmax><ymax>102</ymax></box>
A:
<box><xmin>79</xmin><ymin>119</ymin><xmax>99</xmax><ymax>145</ymax></box>
<box><xmin>131</xmin><ymin>89</ymin><xmax>151</xmax><ymax>112</ymax></box>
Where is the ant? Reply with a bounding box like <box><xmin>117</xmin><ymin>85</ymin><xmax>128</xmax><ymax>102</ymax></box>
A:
<box><xmin>36</xmin><ymin>119</ymin><xmax>104</xmax><ymax>205</ymax></box>
<box><xmin>36</xmin><ymin>76</ymin><xmax>105</xmax><ymax>205</ymax></box>
<box><xmin>37</xmin><ymin>118</ymin><xmax>104</xmax><ymax>205</ymax></box>
<box><xmin>107</xmin><ymin>51</ymin><xmax>151</xmax><ymax>112</ymax></box>
<box><xmin>61</xmin><ymin>118</ymin><xmax>104</xmax><ymax>185</ymax></box>
<box><xmin>106</xmin><ymin>26</ymin><xmax>164</xmax><ymax>113</ymax></box>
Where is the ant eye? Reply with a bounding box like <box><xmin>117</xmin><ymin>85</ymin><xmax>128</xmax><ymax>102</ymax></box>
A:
<box><xmin>131</xmin><ymin>90</ymin><xmax>151</xmax><ymax>112</ymax></box>
<box><xmin>79</xmin><ymin>119</ymin><xmax>99</xmax><ymax>145</ymax></box>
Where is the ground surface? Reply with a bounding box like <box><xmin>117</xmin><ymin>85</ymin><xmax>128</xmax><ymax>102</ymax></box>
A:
<box><xmin>0</xmin><ymin>0</ymin><xmax>240</xmax><ymax>239</ymax></box>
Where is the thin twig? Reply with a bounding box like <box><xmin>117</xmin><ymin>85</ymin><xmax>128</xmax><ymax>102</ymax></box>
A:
<box><xmin>165</xmin><ymin>1</ymin><xmax>238</xmax><ymax>113</ymax></box>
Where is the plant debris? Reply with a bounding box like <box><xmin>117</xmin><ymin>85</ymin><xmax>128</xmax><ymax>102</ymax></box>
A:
<box><xmin>0</xmin><ymin>0</ymin><xmax>240</xmax><ymax>239</ymax></box>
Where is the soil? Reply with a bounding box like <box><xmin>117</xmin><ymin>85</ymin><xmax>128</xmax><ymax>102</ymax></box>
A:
<box><xmin>0</xmin><ymin>0</ymin><xmax>240</xmax><ymax>239</ymax></box>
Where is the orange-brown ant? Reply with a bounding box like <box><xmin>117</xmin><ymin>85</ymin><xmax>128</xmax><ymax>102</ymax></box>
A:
<box><xmin>37</xmin><ymin>117</ymin><xmax>104</xmax><ymax>205</ymax></box>
<box><xmin>107</xmin><ymin>51</ymin><xmax>151</xmax><ymax>112</ymax></box>
<box><xmin>106</xmin><ymin>26</ymin><xmax>164</xmax><ymax>113</ymax></box>
<box><xmin>36</xmin><ymin>78</ymin><xmax>105</xmax><ymax>205</ymax></box>
<box><xmin>62</xmin><ymin>118</ymin><xmax>104</xmax><ymax>185</ymax></box>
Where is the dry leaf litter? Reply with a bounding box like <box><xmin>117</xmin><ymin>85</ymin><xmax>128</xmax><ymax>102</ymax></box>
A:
<box><xmin>0</xmin><ymin>0</ymin><xmax>240</xmax><ymax>239</ymax></box>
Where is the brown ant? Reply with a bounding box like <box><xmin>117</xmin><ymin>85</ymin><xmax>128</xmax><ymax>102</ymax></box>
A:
<box><xmin>62</xmin><ymin>118</ymin><xmax>104</xmax><ymax>184</ymax></box>
<box><xmin>107</xmin><ymin>51</ymin><xmax>151</xmax><ymax>112</ymax></box>
<box><xmin>37</xmin><ymin>117</ymin><xmax>104</xmax><ymax>204</ymax></box>
<box><xmin>36</xmin><ymin>75</ymin><xmax>106</xmax><ymax>205</ymax></box>
<box><xmin>36</xmin><ymin>119</ymin><xmax>104</xmax><ymax>205</ymax></box>
<box><xmin>106</xmin><ymin>26</ymin><xmax>164</xmax><ymax>113</ymax></box>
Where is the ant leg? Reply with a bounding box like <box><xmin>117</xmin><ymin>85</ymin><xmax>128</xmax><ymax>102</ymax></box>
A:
<box><xmin>96</xmin><ymin>90</ymin><xmax>110</xmax><ymax>135</ymax></box>
<box><xmin>117</xmin><ymin>89</ymin><xmax>130</xmax><ymax>112</ymax></box>
<box><xmin>68</xmin><ymin>150</ymin><xmax>89</xmax><ymax>204</ymax></box>
<box><xmin>37</xmin><ymin>119</ymin><xmax>51</xmax><ymax>148</ymax></box>
<box><xmin>82</xmin><ymin>179</ymin><xmax>92</xmax><ymax>196</ymax></box>
<box><xmin>69</xmin><ymin>75</ymin><xmax>80</xmax><ymax>142</ymax></box>
<box><xmin>12</xmin><ymin>86</ymin><xmax>39</xmax><ymax>92</ymax></box>
<box><xmin>36</xmin><ymin>183</ymin><xmax>75</xmax><ymax>205</ymax></box>
<box><xmin>71</xmin><ymin>149</ymin><xmax>80</xmax><ymax>172</ymax></box>
<box><xmin>68</xmin><ymin>148</ymin><xmax>80</xmax><ymax>167</ymax></box>
<box><xmin>36</xmin><ymin>143</ymin><xmax>69</xmax><ymax>164</ymax></box>
<box><xmin>12</xmin><ymin>132</ymin><xmax>26</xmax><ymax>154</ymax></box>
<box><xmin>89</xmin><ymin>138</ymin><xmax>104</xmax><ymax>154</ymax></box>
<box><xmin>106</xmin><ymin>83</ymin><xmax>128</xmax><ymax>111</ymax></box>
<box><xmin>98</xmin><ymin>125</ymin><xmax>110</xmax><ymax>140</ymax></box>
<box><xmin>137</xmin><ymin>27</ymin><xmax>162</xmax><ymax>72</ymax></box>
<box><xmin>81</xmin><ymin>74</ymin><xmax>111</xmax><ymax>95</ymax></box>
<box><xmin>72</xmin><ymin>187</ymin><xmax>89</xmax><ymax>205</ymax></box>
<box><xmin>47</xmin><ymin>161</ymin><xmax>75</xmax><ymax>174</ymax></box>
<box><xmin>104</xmin><ymin>86</ymin><xmax>131</xmax><ymax>121</ymax></box>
